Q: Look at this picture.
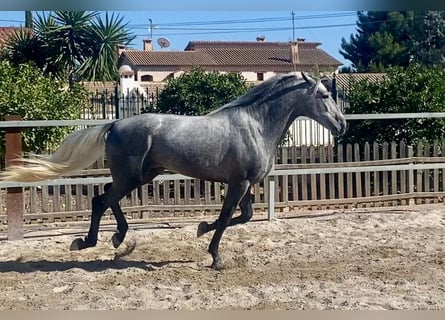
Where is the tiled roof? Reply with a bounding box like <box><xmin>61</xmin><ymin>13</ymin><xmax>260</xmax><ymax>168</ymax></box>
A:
<box><xmin>184</xmin><ymin>40</ymin><xmax>321</xmax><ymax>50</ymax></box>
<box><xmin>121</xmin><ymin>50</ymin><xmax>216</xmax><ymax>66</ymax></box>
<box><xmin>330</xmin><ymin>73</ymin><xmax>387</xmax><ymax>90</ymax></box>
<box><xmin>200</xmin><ymin>47</ymin><xmax>340</xmax><ymax>67</ymax></box>
<box><xmin>120</xmin><ymin>40</ymin><xmax>342</xmax><ymax>72</ymax></box>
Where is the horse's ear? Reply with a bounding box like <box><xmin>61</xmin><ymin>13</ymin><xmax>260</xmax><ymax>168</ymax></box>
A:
<box><xmin>302</xmin><ymin>72</ymin><xmax>316</xmax><ymax>85</ymax></box>
<box><xmin>302</xmin><ymin>72</ymin><xmax>319</xmax><ymax>96</ymax></box>
<box><xmin>321</xmin><ymin>77</ymin><xmax>332</xmax><ymax>92</ymax></box>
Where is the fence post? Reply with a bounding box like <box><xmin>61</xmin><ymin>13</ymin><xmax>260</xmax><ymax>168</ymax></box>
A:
<box><xmin>268</xmin><ymin>178</ymin><xmax>275</xmax><ymax>221</ymax></box>
<box><xmin>4</xmin><ymin>115</ymin><xmax>24</xmax><ymax>240</ymax></box>
<box><xmin>407</xmin><ymin>146</ymin><xmax>415</xmax><ymax>205</ymax></box>
<box><xmin>114</xmin><ymin>86</ymin><xmax>120</xmax><ymax>119</ymax></box>
<box><xmin>102</xmin><ymin>90</ymin><xmax>107</xmax><ymax>119</ymax></box>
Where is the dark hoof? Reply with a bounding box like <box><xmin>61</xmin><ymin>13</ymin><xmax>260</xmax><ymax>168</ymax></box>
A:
<box><xmin>197</xmin><ymin>221</ymin><xmax>209</xmax><ymax>237</ymax></box>
<box><xmin>211</xmin><ymin>259</ymin><xmax>224</xmax><ymax>271</ymax></box>
<box><xmin>112</xmin><ymin>233</ymin><xmax>123</xmax><ymax>249</ymax></box>
<box><xmin>70</xmin><ymin>238</ymin><xmax>90</xmax><ymax>251</ymax></box>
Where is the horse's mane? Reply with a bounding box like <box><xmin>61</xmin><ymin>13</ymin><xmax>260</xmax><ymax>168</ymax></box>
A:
<box><xmin>208</xmin><ymin>72</ymin><xmax>307</xmax><ymax>115</ymax></box>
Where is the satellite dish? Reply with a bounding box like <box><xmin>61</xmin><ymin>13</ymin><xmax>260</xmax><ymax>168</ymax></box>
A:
<box><xmin>157</xmin><ymin>37</ymin><xmax>171</xmax><ymax>49</ymax></box>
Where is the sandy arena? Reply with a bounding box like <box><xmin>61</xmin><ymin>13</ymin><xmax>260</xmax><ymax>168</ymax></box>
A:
<box><xmin>0</xmin><ymin>204</ymin><xmax>444</xmax><ymax>310</ymax></box>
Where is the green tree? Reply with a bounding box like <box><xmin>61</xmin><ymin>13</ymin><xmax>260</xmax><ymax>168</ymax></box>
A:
<box><xmin>155</xmin><ymin>67</ymin><xmax>250</xmax><ymax>116</ymax></box>
<box><xmin>340</xmin><ymin>11</ymin><xmax>445</xmax><ymax>71</ymax></box>
<box><xmin>0</xmin><ymin>61</ymin><xmax>89</xmax><ymax>156</ymax></box>
<box><xmin>338</xmin><ymin>64</ymin><xmax>445</xmax><ymax>145</ymax></box>
<box><xmin>409</xmin><ymin>11</ymin><xmax>445</xmax><ymax>67</ymax></box>
<box><xmin>4</xmin><ymin>11</ymin><xmax>134</xmax><ymax>85</ymax></box>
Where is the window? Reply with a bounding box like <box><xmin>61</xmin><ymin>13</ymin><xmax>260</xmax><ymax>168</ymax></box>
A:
<box><xmin>141</xmin><ymin>74</ymin><xmax>154</xmax><ymax>82</ymax></box>
<box><xmin>257</xmin><ymin>72</ymin><xmax>264</xmax><ymax>81</ymax></box>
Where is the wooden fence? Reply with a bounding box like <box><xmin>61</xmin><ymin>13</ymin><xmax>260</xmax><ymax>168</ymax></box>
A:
<box><xmin>1</xmin><ymin>139</ymin><xmax>445</xmax><ymax>226</ymax></box>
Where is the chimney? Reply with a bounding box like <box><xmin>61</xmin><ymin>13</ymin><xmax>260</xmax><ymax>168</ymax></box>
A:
<box><xmin>117</xmin><ymin>44</ymin><xmax>125</xmax><ymax>56</ymax></box>
<box><xmin>290</xmin><ymin>42</ymin><xmax>299</xmax><ymax>64</ymax></box>
<box><xmin>143</xmin><ymin>39</ymin><xmax>153</xmax><ymax>51</ymax></box>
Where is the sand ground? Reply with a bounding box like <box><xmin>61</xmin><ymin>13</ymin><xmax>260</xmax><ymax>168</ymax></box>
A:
<box><xmin>0</xmin><ymin>204</ymin><xmax>444</xmax><ymax>310</ymax></box>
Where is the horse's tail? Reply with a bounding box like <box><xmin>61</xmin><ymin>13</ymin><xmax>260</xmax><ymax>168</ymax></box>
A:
<box><xmin>1</xmin><ymin>122</ymin><xmax>115</xmax><ymax>182</ymax></box>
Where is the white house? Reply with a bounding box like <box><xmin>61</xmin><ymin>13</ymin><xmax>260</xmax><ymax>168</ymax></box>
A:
<box><xmin>118</xmin><ymin>38</ymin><xmax>341</xmax><ymax>85</ymax></box>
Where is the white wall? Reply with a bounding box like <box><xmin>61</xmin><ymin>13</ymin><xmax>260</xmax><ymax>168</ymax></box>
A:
<box><xmin>133</xmin><ymin>70</ymin><xmax>278</xmax><ymax>84</ymax></box>
<box><xmin>137</xmin><ymin>71</ymin><xmax>179</xmax><ymax>82</ymax></box>
<box><xmin>120</xmin><ymin>74</ymin><xmax>136</xmax><ymax>93</ymax></box>
<box><xmin>239</xmin><ymin>71</ymin><xmax>276</xmax><ymax>82</ymax></box>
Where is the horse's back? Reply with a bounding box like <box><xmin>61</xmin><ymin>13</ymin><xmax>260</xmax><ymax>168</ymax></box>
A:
<box><xmin>104</xmin><ymin>113</ymin><xmax>266</xmax><ymax>183</ymax></box>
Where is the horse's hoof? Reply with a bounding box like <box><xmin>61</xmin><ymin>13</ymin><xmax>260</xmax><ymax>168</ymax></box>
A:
<box><xmin>70</xmin><ymin>238</ymin><xmax>87</xmax><ymax>251</ymax></box>
<box><xmin>112</xmin><ymin>233</ymin><xmax>123</xmax><ymax>249</ymax></box>
<box><xmin>197</xmin><ymin>221</ymin><xmax>209</xmax><ymax>237</ymax></box>
<box><xmin>114</xmin><ymin>238</ymin><xmax>136</xmax><ymax>260</ymax></box>
<box><xmin>211</xmin><ymin>260</ymin><xmax>224</xmax><ymax>271</ymax></box>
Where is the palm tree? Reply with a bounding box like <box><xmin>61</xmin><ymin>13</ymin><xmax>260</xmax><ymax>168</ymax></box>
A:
<box><xmin>5</xmin><ymin>11</ymin><xmax>134</xmax><ymax>87</ymax></box>
<box><xmin>42</xmin><ymin>11</ymin><xmax>98</xmax><ymax>86</ymax></box>
<box><xmin>4</xmin><ymin>27</ymin><xmax>46</xmax><ymax>70</ymax></box>
<box><xmin>77</xmin><ymin>12</ymin><xmax>134</xmax><ymax>82</ymax></box>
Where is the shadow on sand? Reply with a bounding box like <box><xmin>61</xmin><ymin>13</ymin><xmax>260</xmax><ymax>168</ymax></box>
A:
<box><xmin>0</xmin><ymin>258</ymin><xmax>194</xmax><ymax>273</ymax></box>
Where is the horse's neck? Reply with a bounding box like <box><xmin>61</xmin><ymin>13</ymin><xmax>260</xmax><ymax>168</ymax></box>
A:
<box><xmin>250</xmin><ymin>96</ymin><xmax>300</xmax><ymax>151</ymax></box>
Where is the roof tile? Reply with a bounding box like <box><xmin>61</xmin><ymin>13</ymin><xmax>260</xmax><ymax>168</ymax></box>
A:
<box><xmin>121</xmin><ymin>50</ymin><xmax>216</xmax><ymax>66</ymax></box>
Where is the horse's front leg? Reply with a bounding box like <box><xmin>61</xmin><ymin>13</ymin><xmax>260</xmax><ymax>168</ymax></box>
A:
<box><xmin>197</xmin><ymin>185</ymin><xmax>253</xmax><ymax>237</ymax></box>
<box><xmin>206</xmin><ymin>180</ymin><xmax>250</xmax><ymax>270</ymax></box>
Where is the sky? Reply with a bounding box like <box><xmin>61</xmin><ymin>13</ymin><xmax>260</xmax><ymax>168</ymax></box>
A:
<box><xmin>0</xmin><ymin>11</ymin><xmax>359</xmax><ymax>67</ymax></box>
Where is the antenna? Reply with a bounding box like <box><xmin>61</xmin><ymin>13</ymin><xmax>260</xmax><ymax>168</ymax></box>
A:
<box><xmin>157</xmin><ymin>37</ymin><xmax>171</xmax><ymax>49</ymax></box>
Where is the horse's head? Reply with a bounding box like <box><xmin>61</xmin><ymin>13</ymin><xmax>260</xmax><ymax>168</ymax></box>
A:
<box><xmin>299</xmin><ymin>72</ymin><xmax>346</xmax><ymax>136</ymax></box>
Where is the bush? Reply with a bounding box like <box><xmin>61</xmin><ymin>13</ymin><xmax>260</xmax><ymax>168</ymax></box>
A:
<box><xmin>338</xmin><ymin>64</ymin><xmax>445</xmax><ymax>145</ymax></box>
<box><xmin>155</xmin><ymin>67</ymin><xmax>250</xmax><ymax>116</ymax></box>
<box><xmin>0</xmin><ymin>61</ymin><xmax>88</xmax><ymax>157</ymax></box>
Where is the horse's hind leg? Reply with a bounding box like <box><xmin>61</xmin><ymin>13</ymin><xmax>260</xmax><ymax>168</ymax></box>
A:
<box><xmin>70</xmin><ymin>180</ymin><xmax>136</xmax><ymax>250</ymax></box>
<box><xmin>197</xmin><ymin>184</ymin><xmax>253</xmax><ymax>237</ymax></box>
<box><xmin>108</xmin><ymin>168</ymin><xmax>163</xmax><ymax>249</ymax></box>
<box><xmin>70</xmin><ymin>191</ymin><xmax>110</xmax><ymax>250</ymax></box>
<box><xmin>101</xmin><ymin>182</ymin><xmax>128</xmax><ymax>248</ymax></box>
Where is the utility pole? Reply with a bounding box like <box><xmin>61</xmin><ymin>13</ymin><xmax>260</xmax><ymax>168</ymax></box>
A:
<box><xmin>291</xmin><ymin>11</ymin><xmax>295</xmax><ymax>42</ymax></box>
<box><xmin>25</xmin><ymin>11</ymin><xmax>33</xmax><ymax>28</ymax></box>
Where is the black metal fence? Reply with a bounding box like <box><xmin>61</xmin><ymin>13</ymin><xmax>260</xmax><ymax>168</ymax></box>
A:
<box><xmin>85</xmin><ymin>87</ymin><xmax>160</xmax><ymax>120</ymax></box>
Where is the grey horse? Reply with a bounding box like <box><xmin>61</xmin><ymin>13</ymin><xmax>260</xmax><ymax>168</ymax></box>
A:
<box><xmin>2</xmin><ymin>72</ymin><xmax>346</xmax><ymax>270</ymax></box>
